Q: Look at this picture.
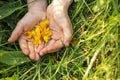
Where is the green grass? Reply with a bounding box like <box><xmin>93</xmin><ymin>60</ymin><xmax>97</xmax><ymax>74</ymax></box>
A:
<box><xmin>0</xmin><ymin>0</ymin><xmax>120</xmax><ymax>80</ymax></box>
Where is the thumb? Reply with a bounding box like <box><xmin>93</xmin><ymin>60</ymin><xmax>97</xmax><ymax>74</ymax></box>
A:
<box><xmin>8</xmin><ymin>12</ymin><xmax>38</xmax><ymax>42</ymax></box>
<box><xmin>8</xmin><ymin>20</ymin><xmax>24</xmax><ymax>42</ymax></box>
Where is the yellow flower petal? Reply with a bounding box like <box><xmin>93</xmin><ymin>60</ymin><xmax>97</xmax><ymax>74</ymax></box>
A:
<box><xmin>44</xmin><ymin>36</ymin><xmax>49</xmax><ymax>42</ymax></box>
<box><xmin>24</xmin><ymin>19</ymin><xmax>52</xmax><ymax>47</ymax></box>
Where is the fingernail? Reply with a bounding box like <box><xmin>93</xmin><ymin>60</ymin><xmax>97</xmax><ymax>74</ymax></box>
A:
<box><xmin>39</xmin><ymin>52</ymin><xmax>43</xmax><ymax>56</ymax></box>
<box><xmin>8</xmin><ymin>37</ymin><xmax>14</xmax><ymax>42</ymax></box>
<box><xmin>8</xmin><ymin>38</ymin><xmax>11</xmax><ymax>42</ymax></box>
<box><xmin>65</xmin><ymin>41</ymin><xmax>70</xmax><ymax>46</ymax></box>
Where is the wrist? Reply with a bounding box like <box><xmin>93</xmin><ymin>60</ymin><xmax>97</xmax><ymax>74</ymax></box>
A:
<box><xmin>52</xmin><ymin>0</ymin><xmax>73</xmax><ymax>9</ymax></box>
<box><xmin>27</xmin><ymin>0</ymin><xmax>47</xmax><ymax>13</ymax></box>
<box><xmin>27</xmin><ymin>0</ymin><xmax>47</xmax><ymax>20</ymax></box>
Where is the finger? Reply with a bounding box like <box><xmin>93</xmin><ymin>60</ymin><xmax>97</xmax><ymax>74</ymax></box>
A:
<box><xmin>28</xmin><ymin>42</ymin><xmax>36</xmax><ymax>60</ymax></box>
<box><xmin>39</xmin><ymin>39</ymin><xmax>55</xmax><ymax>56</ymax></box>
<box><xmin>19</xmin><ymin>35</ymin><xmax>29</xmax><ymax>55</ymax></box>
<box><xmin>34</xmin><ymin>42</ymin><xmax>45</xmax><ymax>61</ymax></box>
<box><xmin>53</xmin><ymin>12</ymin><xmax>73</xmax><ymax>46</ymax></box>
<box><xmin>8</xmin><ymin>20</ymin><xmax>24</xmax><ymax>42</ymax></box>
<box><xmin>35</xmin><ymin>53</ymin><xmax>40</xmax><ymax>61</ymax></box>
<box><xmin>40</xmin><ymin>39</ymin><xmax>63</xmax><ymax>56</ymax></box>
<box><xmin>8</xmin><ymin>13</ymin><xmax>30</xmax><ymax>42</ymax></box>
<box><xmin>32</xmin><ymin>44</ymin><xmax>40</xmax><ymax>61</ymax></box>
<box><xmin>43</xmin><ymin>48</ymin><xmax>61</xmax><ymax>53</ymax></box>
<box><xmin>35</xmin><ymin>42</ymin><xmax>45</xmax><ymax>53</ymax></box>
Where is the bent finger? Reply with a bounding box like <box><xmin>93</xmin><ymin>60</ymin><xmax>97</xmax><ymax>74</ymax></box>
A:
<box><xmin>8</xmin><ymin>20</ymin><xmax>24</xmax><ymax>42</ymax></box>
<box><xmin>35</xmin><ymin>53</ymin><xmax>40</xmax><ymax>61</ymax></box>
<box><xmin>8</xmin><ymin>12</ymin><xmax>39</xmax><ymax>42</ymax></box>
<box><xmin>28</xmin><ymin>42</ymin><xmax>36</xmax><ymax>60</ymax></box>
<box><xmin>40</xmin><ymin>39</ymin><xmax>63</xmax><ymax>56</ymax></box>
<box><xmin>19</xmin><ymin>35</ymin><xmax>29</xmax><ymax>55</ymax></box>
<box><xmin>35</xmin><ymin>42</ymin><xmax>45</xmax><ymax>53</ymax></box>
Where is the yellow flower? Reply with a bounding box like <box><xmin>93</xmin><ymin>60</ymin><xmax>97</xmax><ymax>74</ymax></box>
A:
<box><xmin>24</xmin><ymin>19</ymin><xmax>52</xmax><ymax>47</ymax></box>
<box><xmin>24</xmin><ymin>32</ymin><xmax>32</xmax><ymax>38</ymax></box>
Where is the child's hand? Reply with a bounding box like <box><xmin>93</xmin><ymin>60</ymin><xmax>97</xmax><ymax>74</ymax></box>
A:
<box><xmin>38</xmin><ymin>0</ymin><xmax>73</xmax><ymax>56</ymax></box>
<box><xmin>8</xmin><ymin>0</ymin><xmax>47</xmax><ymax>61</ymax></box>
<box><xmin>8</xmin><ymin>0</ymin><xmax>47</xmax><ymax>42</ymax></box>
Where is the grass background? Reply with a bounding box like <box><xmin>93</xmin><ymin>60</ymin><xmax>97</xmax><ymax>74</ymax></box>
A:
<box><xmin>0</xmin><ymin>0</ymin><xmax>120</xmax><ymax>80</ymax></box>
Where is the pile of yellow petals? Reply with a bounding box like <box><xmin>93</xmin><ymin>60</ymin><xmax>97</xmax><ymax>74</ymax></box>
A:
<box><xmin>24</xmin><ymin>19</ymin><xmax>52</xmax><ymax>47</ymax></box>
